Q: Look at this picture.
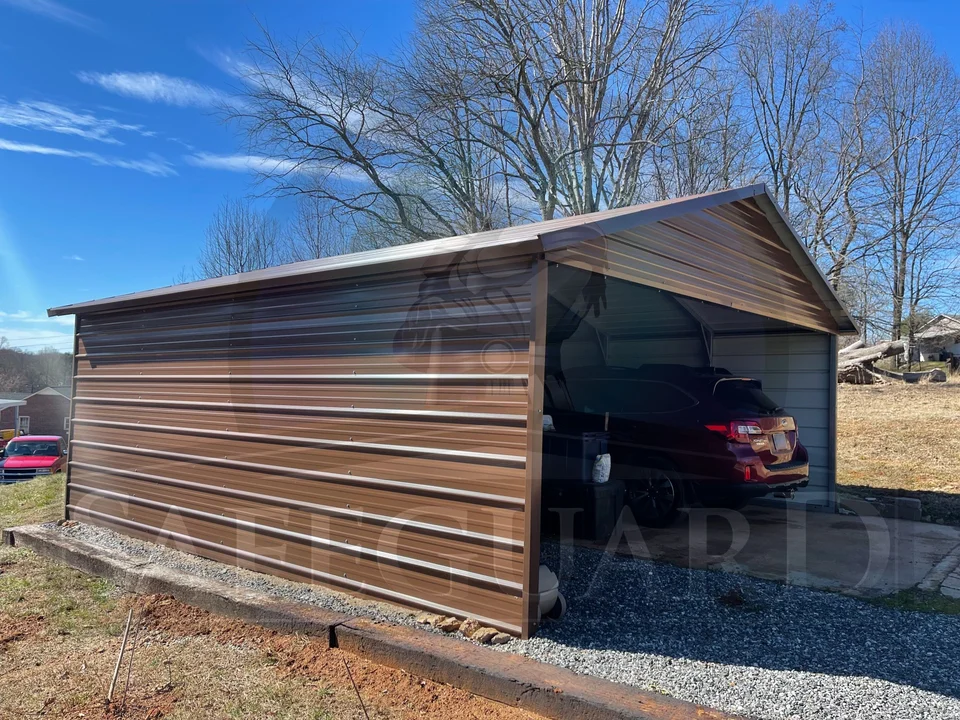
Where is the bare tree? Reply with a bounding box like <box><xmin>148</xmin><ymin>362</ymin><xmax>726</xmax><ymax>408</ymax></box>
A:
<box><xmin>864</xmin><ymin>24</ymin><xmax>960</xmax><ymax>342</ymax></box>
<box><xmin>790</xmin><ymin>23</ymin><xmax>888</xmax><ymax>287</ymax></box>
<box><xmin>649</xmin><ymin>60</ymin><xmax>755</xmax><ymax>199</ymax></box>
<box><xmin>738</xmin><ymin>0</ymin><xmax>846</xmax><ymax>218</ymax></box>
<box><xmin>198</xmin><ymin>198</ymin><xmax>287</xmax><ymax>278</ymax></box>
<box><xmin>420</xmin><ymin>0</ymin><xmax>746</xmax><ymax>216</ymax></box>
<box><xmin>287</xmin><ymin>194</ymin><xmax>350</xmax><ymax>260</ymax></box>
<box><xmin>233</xmin><ymin>0</ymin><xmax>745</xmax><ymax>242</ymax></box>
<box><xmin>234</xmin><ymin>30</ymin><xmax>508</xmax><ymax>243</ymax></box>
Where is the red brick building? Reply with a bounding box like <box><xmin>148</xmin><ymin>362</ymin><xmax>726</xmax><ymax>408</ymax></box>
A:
<box><xmin>0</xmin><ymin>387</ymin><xmax>71</xmax><ymax>439</ymax></box>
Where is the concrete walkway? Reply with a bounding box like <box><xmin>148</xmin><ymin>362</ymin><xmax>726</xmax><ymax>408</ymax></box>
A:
<box><xmin>596</xmin><ymin>504</ymin><xmax>960</xmax><ymax>598</ymax></box>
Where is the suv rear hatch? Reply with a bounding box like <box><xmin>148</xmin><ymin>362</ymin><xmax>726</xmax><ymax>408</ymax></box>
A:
<box><xmin>712</xmin><ymin>378</ymin><xmax>797</xmax><ymax>465</ymax></box>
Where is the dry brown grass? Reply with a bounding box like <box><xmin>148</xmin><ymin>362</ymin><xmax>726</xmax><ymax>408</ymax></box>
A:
<box><xmin>0</xmin><ymin>478</ymin><xmax>540</xmax><ymax>720</ymax></box>
<box><xmin>838</xmin><ymin>381</ymin><xmax>960</xmax><ymax>524</ymax></box>
<box><xmin>0</xmin><ymin>543</ymin><xmax>541</xmax><ymax>720</ymax></box>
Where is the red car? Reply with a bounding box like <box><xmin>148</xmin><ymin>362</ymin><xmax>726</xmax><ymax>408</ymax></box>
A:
<box><xmin>0</xmin><ymin>436</ymin><xmax>67</xmax><ymax>484</ymax></box>
<box><xmin>545</xmin><ymin>365</ymin><xmax>809</xmax><ymax>526</ymax></box>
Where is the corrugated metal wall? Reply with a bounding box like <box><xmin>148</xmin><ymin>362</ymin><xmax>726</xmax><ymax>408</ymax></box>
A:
<box><xmin>545</xmin><ymin>197</ymin><xmax>840</xmax><ymax>335</ymax></box>
<box><xmin>66</xmin><ymin>254</ymin><xmax>539</xmax><ymax>635</ymax></box>
<box><xmin>712</xmin><ymin>332</ymin><xmax>834</xmax><ymax>508</ymax></box>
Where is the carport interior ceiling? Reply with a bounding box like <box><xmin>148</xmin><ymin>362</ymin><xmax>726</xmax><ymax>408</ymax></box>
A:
<box><xmin>49</xmin><ymin>183</ymin><xmax>855</xmax><ymax>638</ymax></box>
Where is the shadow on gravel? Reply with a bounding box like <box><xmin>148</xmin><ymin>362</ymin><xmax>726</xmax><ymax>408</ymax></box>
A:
<box><xmin>539</xmin><ymin>540</ymin><xmax>960</xmax><ymax>701</ymax></box>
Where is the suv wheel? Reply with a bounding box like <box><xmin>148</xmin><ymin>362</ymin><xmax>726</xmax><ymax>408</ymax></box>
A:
<box><xmin>625</xmin><ymin>457</ymin><xmax>683</xmax><ymax>527</ymax></box>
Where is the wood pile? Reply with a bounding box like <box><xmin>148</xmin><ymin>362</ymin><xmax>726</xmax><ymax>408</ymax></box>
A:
<box><xmin>838</xmin><ymin>340</ymin><xmax>906</xmax><ymax>384</ymax></box>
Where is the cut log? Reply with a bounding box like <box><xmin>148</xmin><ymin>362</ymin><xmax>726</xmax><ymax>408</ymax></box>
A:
<box><xmin>838</xmin><ymin>340</ymin><xmax>906</xmax><ymax>368</ymax></box>
<box><xmin>838</xmin><ymin>340</ymin><xmax>908</xmax><ymax>384</ymax></box>
<box><xmin>838</xmin><ymin>339</ymin><xmax>865</xmax><ymax>356</ymax></box>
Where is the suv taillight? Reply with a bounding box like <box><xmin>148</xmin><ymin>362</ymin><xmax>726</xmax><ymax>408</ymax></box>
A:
<box><xmin>706</xmin><ymin>421</ymin><xmax>764</xmax><ymax>444</ymax></box>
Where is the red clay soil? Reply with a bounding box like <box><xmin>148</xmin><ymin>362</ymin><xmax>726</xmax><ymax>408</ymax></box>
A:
<box><xmin>0</xmin><ymin>613</ymin><xmax>46</xmax><ymax>649</ymax></box>
<box><xmin>112</xmin><ymin>595</ymin><xmax>541</xmax><ymax>720</ymax></box>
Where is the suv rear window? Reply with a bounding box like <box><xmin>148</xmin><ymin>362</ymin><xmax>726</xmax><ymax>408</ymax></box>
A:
<box><xmin>566</xmin><ymin>378</ymin><xmax>697</xmax><ymax>416</ymax></box>
<box><xmin>713</xmin><ymin>379</ymin><xmax>782</xmax><ymax>416</ymax></box>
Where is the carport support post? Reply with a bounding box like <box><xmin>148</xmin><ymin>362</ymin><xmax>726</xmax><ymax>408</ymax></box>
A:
<box><xmin>827</xmin><ymin>333</ymin><xmax>838</xmax><ymax>511</ymax></box>
<box><xmin>63</xmin><ymin>313</ymin><xmax>80</xmax><ymax>521</ymax></box>
<box><xmin>521</xmin><ymin>256</ymin><xmax>548</xmax><ymax>639</ymax></box>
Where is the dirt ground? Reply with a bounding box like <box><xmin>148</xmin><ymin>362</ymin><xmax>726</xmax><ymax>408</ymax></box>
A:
<box><xmin>0</xmin><ymin>476</ymin><xmax>541</xmax><ymax>720</ymax></box>
<box><xmin>837</xmin><ymin>381</ymin><xmax>960</xmax><ymax>525</ymax></box>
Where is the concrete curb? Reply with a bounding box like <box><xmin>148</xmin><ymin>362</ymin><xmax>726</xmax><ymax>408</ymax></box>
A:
<box><xmin>4</xmin><ymin>524</ymin><xmax>741</xmax><ymax>720</ymax></box>
<box><xmin>3</xmin><ymin>524</ymin><xmax>348</xmax><ymax>646</ymax></box>
<box><xmin>336</xmin><ymin>617</ymin><xmax>735</xmax><ymax>720</ymax></box>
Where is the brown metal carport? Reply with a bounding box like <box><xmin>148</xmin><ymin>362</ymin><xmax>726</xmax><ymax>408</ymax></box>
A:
<box><xmin>49</xmin><ymin>184</ymin><xmax>856</xmax><ymax>637</ymax></box>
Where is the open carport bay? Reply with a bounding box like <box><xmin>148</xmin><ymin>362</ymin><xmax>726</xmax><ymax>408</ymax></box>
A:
<box><xmin>541</xmin><ymin>263</ymin><xmax>837</xmax><ymax>532</ymax></box>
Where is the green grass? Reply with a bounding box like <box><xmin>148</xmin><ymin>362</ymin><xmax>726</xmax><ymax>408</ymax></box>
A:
<box><xmin>0</xmin><ymin>472</ymin><xmax>65</xmax><ymax>528</ymax></box>
<box><xmin>873</xmin><ymin>588</ymin><xmax>960</xmax><ymax>615</ymax></box>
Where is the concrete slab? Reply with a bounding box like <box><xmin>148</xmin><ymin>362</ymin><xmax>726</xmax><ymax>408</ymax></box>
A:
<box><xmin>590</xmin><ymin>503</ymin><xmax>960</xmax><ymax>597</ymax></box>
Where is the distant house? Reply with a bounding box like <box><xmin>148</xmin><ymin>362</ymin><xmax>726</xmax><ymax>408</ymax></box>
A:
<box><xmin>913</xmin><ymin>315</ymin><xmax>960</xmax><ymax>362</ymax></box>
<box><xmin>0</xmin><ymin>387</ymin><xmax>71</xmax><ymax>438</ymax></box>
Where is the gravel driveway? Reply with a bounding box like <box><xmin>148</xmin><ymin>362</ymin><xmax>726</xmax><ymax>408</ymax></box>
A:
<box><xmin>507</xmin><ymin>541</ymin><xmax>960</xmax><ymax>720</ymax></box>
<box><xmin>54</xmin><ymin>522</ymin><xmax>960</xmax><ymax>720</ymax></box>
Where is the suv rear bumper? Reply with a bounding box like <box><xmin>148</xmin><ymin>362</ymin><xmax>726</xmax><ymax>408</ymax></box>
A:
<box><xmin>727</xmin><ymin>476</ymin><xmax>809</xmax><ymax>501</ymax></box>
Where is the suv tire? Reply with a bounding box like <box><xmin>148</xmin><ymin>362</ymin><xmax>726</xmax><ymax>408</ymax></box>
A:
<box><xmin>624</xmin><ymin>456</ymin><xmax>684</xmax><ymax>528</ymax></box>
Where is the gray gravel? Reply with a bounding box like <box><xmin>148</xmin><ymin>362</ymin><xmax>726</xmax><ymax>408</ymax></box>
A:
<box><xmin>51</xmin><ymin>521</ymin><xmax>424</xmax><ymax>629</ymax></box>
<box><xmin>53</xmin><ymin>522</ymin><xmax>960</xmax><ymax>720</ymax></box>
<box><xmin>504</xmin><ymin>542</ymin><xmax>960</xmax><ymax>720</ymax></box>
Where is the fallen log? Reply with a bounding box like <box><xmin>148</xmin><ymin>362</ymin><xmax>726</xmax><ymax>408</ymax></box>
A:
<box><xmin>838</xmin><ymin>339</ymin><xmax>865</xmax><ymax>356</ymax></box>
<box><xmin>838</xmin><ymin>340</ymin><xmax>906</xmax><ymax>369</ymax></box>
<box><xmin>838</xmin><ymin>339</ymin><xmax>908</xmax><ymax>384</ymax></box>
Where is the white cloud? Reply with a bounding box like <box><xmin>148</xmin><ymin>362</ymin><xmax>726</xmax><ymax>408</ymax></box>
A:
<box><xmin>183</xmin><ymin>152</ymin><xmax>369</xmax><ymax>184</ymax></box>
<box><xmin>76</xmin><ymin>71</ymin><xmax>232</xmax><ymax>109</ymax></box>
<box><xmin>0</xmin><ymin>310</ymin><xmax>73</xmax><ymax>327</ymax></box>
<box><xmin>0</xmin><ymin>310</ymin><xmax>75</xmax><ymax>351</ymax></box>
<box><xmin>63</xmin><ymin>254</ymin><xmax>84</xmax><ymax>261</ymax></box>
<box><xmin>0</xmin><ymin>0</ymin><xmax>97</xmax><ymax>30</ymax></box>
<box><xmin>0</xmin><ymin>99</ymin><xmax>151</xmax><ymax>144</ymax></box>
<box><xmin>198</xmin><ymin>48</ymin><xmax>251</xmax><ymax>80</ymax></box>
<box><xmin>0</xmin><ymin>326</ymin><xmax>74</xmax><ymax>351</ymax></box>
<box><xmin>0</xmin><ymin>138</ymin><xmax>176</xmax><ymax>176</ymax></box>
<box><xmin>184</xmin><ymin>152</ymin><xmax>300</xmax><ymax>174</ymax></box>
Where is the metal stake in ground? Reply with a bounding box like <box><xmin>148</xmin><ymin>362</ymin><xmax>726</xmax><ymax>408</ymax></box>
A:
<box><xmin>341</xmin><ymin>654</ymin><xmax>370</xmax><ymax>720</ymax></box>
<box><xmin>108</xmin><ymin>609</ymin><xmax>134</xmax><ymax>703</ymax></box>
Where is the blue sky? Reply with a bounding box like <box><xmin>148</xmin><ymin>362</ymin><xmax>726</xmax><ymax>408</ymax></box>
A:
<box><xmin>0</xmin><ymin>0</ymin><xmax>956</xmax><ymax>352</ymax></box>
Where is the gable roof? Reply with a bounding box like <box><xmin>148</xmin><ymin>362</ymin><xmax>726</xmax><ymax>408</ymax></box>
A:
<box><xmin>916</xmin><ymin>314</ymin><xmax>960</xmax><ymax>340</ymax></box>
<box><xmin>48</xmin><ymin>184</ymin><xmax>857</xmax><ymax>335</ymax></box>
<box><xmin>23</xmin><ymin>386</ymin><xmax>72</xmax><ymax>401</ymax></box>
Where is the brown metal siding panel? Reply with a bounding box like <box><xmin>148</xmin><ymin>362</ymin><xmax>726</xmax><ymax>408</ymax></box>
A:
<box><xmin>521</xmin><ymin>258</ymin><xmax>547</xmax><ymax>639</ymax></box>
<box><xmin>545</xmin><ymin>201</ymin><xmax>839</xmax><ymax>334</ymax></box>
<box><xmin>68</xmin><ymin>253</ymin><xmax>536</xmax><ymax>635</ymax></box>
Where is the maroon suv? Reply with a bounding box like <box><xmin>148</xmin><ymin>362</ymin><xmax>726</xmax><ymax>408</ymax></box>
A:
<box><xmin>545</xmin><ymin>365</ymin><xmax>809</xmax><ymax>526</ymax></box>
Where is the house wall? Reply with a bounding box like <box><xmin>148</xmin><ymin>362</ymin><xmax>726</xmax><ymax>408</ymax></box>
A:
<box><xmin>0</xmin><ymin>406</ymin><xmax>16</xmax><ymax>431</ymax></box>
<box><xmin>21</xmin><ymin>393</ymin><xmax>70</xmax><ymax>438</ymax></box>
<box><xmin>67</xmin><ymin>252</ymin><xmax>539</xmax><ymax>636</ymax></box>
